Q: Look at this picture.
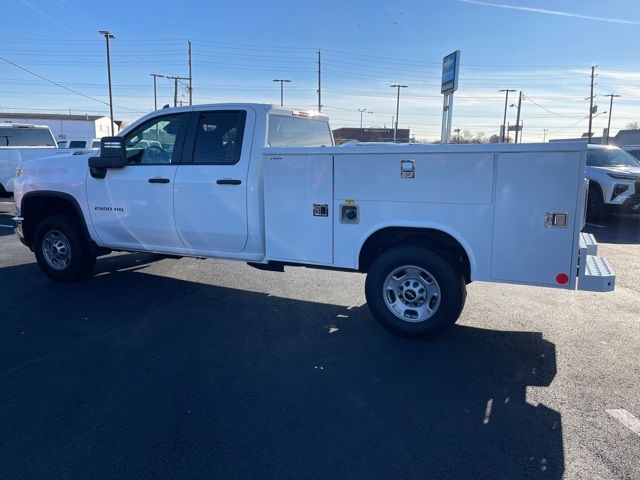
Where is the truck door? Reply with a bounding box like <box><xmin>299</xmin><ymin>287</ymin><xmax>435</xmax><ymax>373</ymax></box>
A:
<box><xmin>86</xmin><ymin>113</ymin><xmax>189</xmax><ymax>249</ymax></box>
<box><xmin>173</xmin><ymin>108</ymin><xmax>253</xmax><ymax>253</ymax></box>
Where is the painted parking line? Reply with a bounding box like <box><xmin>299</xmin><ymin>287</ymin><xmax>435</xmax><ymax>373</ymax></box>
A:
<box><xmin>606</xmin><ymin>409</ymin><xmax>640</xmax><ymax>437</ymax></box>
<box><xmin>585</xmin><ymin>222</ymin><xmax>607</xmax><ymax>228</ymax></box>
<box><xmin>0</xmin><ymin>224</ymin><xmax>14</xmax><ymax>229</ymax></box>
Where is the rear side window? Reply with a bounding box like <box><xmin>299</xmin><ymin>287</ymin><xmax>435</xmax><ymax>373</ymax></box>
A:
<box><xmin>68</xmin><ymin>140</ymin><xmax>87</xmax><ymax>148</ymax></box>
<box><xmin>268</xmin><ymin>115</ymin><xmax>333</xmax><ymax>147</ymax></box>
<box><xmin>0</xmin><ymin>127</ymin><xmax>56</xmax><ymax>146</ymax></box>
<box><xmin>192</xmin><ymin>111</ymin><xmax>247</xmax><ymax>165</ymax></box>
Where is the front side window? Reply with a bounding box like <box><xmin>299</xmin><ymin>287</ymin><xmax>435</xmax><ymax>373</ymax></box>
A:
<box><xmin>68</xmin><ymin>140</ymin><xmax>87</xmax><ymax>148</ymax></box>
<box><xmin>267</xmin><ymin>115</ymin><xmax>333</xmax><ymax>147</ymax></box>
<box><xmin>192</xmin><ymin>111</ymin><xmax>246</xmax><ymax>164</ymax></box>
<box><xmin>124</xmin><ymin>114</ymin><xmax>184</xmax><ymax>164</ymax></box>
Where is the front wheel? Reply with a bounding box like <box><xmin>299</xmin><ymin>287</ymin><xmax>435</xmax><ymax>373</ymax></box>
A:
<box><xmin>33</xmin><ymin>214</ymin><xmax>96</xmax><ymax>282</ymax></box>
<box><xmin>365</xmin><ymin>245</ymin><xmax>466</xmax><ymax>338</ymax></box>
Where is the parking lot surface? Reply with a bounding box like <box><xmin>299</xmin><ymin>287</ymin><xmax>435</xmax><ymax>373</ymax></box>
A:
<box><xmin>1</xmin><ymin>199</ymin><xmax>639</xmax><ymax>480</ymax></box>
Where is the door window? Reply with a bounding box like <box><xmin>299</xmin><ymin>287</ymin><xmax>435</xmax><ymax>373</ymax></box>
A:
<box><xmin>192</xmin><ymin>111</ymin><xmax>246</xmax><ymax>165</ymax></box>
<box><xmin>124</xmin><ymin>114</ymin><xmax>185</xmax><ymax>164</ymax></box>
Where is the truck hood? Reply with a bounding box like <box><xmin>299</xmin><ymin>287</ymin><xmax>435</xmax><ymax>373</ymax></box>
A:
<box><xmin>589</xmin><ymin>165</ymin><xmax>640</xmax><ymax>178</ymax></box>
<box><xmin>19</xmin><ymin>151</ymin><xmax>93</xmax><ymax>171</ymax></box>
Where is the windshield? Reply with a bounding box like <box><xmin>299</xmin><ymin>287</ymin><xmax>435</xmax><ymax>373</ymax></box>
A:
<box><xmin>587</xmin><ymin>148</ymin><xmax>640</xmax><ymax>168</ymax></box>
<box><xmin>0</xmin><ymin>127</ymin><xmax>56</xmax><ymax>147</ymax></box>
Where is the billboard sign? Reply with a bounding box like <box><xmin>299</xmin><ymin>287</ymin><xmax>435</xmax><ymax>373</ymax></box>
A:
<box><xmin>441</xmin><ymin>50</ymin><xmax>460</xmax><ymax>94</ymax></box>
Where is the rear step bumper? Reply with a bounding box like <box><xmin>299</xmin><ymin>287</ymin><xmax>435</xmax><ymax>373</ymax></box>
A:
<box><xmin>577</xmin><ymin>232</ymin><xmax>615</xmax><ymax>292</ymax></box>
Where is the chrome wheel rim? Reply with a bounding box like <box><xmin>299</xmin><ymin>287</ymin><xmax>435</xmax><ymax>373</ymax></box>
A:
<box><xmin>383</xmin><ymin>265</ymin><xmax>441</xmax><ymax>322</ymax></box>
<box><xmin>42</xmin><ymin>229</ymin><xmax>71</xmax><ymax>270</ymax></box>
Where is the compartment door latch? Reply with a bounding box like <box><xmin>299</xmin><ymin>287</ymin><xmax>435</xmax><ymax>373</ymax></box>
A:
<box><xmin>545</xmin><ymin>212</ymin><xmax>568</xmax><ymax>228</ymax></box>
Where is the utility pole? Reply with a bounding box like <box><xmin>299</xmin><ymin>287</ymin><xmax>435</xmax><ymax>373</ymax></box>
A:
<box><xmin>166</xmin><ymin>75</ymin><xmax>190</xmax><ymax>107</ymax></box>
<box><xmin>514</xmin><ymin>91</ymin><xmax>523</xmax><ymax>143</ymax></box>
<box><xmin>603</xmin><ymin>94</ymin><xmax>621</xmax><ymax>144</ymax></box>
<box><xmin>150</xmin><ymin>73</ymin><xmax>164</xmax><ymax>110</ymax></box>
<box><xmin>98</xmin><ymin>30</ymin><xmax>115</xmax><ymax>136</ymax></box>
<box><xmin>317</xmin><ymin>50</ymin><xmax>322</xmax><ymax>111</ymax></box>
<box><xmin>499</xmin><ymin>89</ymin><xmax>516</xmax><ymax>142</ymax></box>
<box><xmin>390</xmin><ymin>84</ymin><xmax>408</xmax><ymax>141</ymax></box>
<box><xmin>188</xmin><ymin>40</ymin><xmax>193</xmax><ymax>105</ymax></box>
<box><xmin>543</xmin><ymin>128</ymin><xmax>548</xmax><ymax>142</ymax></box>
<box><xmin>587</xmin><ymin>66</ymin><xmax>597</xmax><ymax>144</ymax></box>
<box><xmin>273</xmin><ymin>79</ymin><xmax>291</xmax><ymax>106</ymax></box>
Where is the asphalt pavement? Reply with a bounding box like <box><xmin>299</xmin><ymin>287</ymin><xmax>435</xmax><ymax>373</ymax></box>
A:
<box><xmin>0</xmin><ymin>199</ymin><xmax>639</xmax><ymax>480</ymax></box>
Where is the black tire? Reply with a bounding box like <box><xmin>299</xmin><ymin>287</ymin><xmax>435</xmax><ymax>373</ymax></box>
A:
<box><xmin>365</xmin><ymin>245</ymin><xmax>466</xmax><ymax>338</ymax></box>
<box><xmin>586</xmin><ymin>184</ymin><xmax>605</xmax><ymax>223</ymax></box>
<box><xmin>33</xmin><ymin>214</ymin><xmax>96</xmax><ymax>282</ymax></box>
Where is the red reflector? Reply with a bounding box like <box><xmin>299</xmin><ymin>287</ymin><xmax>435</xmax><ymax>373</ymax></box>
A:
<box><xmin>556</xmin><ymin>273</ymin><xmax>569</xmax><ymax>285</ymax></box>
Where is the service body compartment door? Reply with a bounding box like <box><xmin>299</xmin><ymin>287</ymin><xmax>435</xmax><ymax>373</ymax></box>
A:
<box><xmin>491</xmin><ymin>151</ymin><xmax>585</xmax><ymax>288</ymax></box>
<box><xmin>264</xmin><ymin>154</ymin><xmax>333</xmax><ymax>265</ymax></box>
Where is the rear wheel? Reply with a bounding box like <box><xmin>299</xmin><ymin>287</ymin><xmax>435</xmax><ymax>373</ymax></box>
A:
<box><xmin>33</xmin><ymin>214</ymin><xmax>96</xmax><ymax>282</ymax></box>
<box><xmin>365</xmin><ymin>245</ymin><xmax>466</xmax><ymax>338</ymax></box>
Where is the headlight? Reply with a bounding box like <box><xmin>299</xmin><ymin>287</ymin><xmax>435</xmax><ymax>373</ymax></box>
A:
<box><xmin>607</xmin><ymin>172</ymin><xmax>640</xmax><ymax>180</ymax></box>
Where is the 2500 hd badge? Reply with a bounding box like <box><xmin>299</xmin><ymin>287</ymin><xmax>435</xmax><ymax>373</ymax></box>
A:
<box><xmin>94</xmin><ymin>206</ymin><xmax>124</xmax><ymax>212</ymax></box>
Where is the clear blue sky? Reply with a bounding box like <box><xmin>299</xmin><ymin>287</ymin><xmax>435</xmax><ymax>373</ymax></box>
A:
<box><xmin>2</xmin><ymin>0</ymin><xmax>640</xmax><ymax>140</ymax></box>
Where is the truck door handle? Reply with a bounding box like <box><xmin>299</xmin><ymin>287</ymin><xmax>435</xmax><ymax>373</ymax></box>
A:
<box><xmin>148</xmin><ymin>177</ymin><xmax>170</xmax><ymax>184</ymax></box>
<box><xmin>216</xmin><ymin>179</ymin><xmax>241</xmax><ymax>185</ymax></box>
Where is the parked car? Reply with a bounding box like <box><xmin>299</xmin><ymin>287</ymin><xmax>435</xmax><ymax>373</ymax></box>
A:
<box><xmin>0</xmin><ymin>123</ymin><xmax>95</xmax><ymax>195</ymax></box>
<box><xmin>57</xmin><ymin>138</ymin><xmax>101</xmax><ymax>149</ymax></box>
<box><xmin>586</xmin><ymin>144</ymin><xmax>640</xmax><ymax>221</ymax></box>
<box><xmin>12</xmin><ymin>104</ymin><xmax>615</xmax><ymax>338</ymax></box>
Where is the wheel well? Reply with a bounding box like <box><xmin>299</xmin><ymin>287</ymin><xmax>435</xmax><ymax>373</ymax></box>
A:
<box><xmin>358</xmin><ymin>227</ymin><xmax>471</xmax><ymax>282</ymax></box>
<box><xmin>21</xmin><ymin>193</ymin><xmax>89</xmax><ymax>249</ymax></box>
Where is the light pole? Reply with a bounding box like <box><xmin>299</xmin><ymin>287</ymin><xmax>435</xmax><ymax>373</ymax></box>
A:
<box><xmin>543</xmin><ymin>128</ymin><xmax>548</xmax><ymax>142</ymax></box>
<box><xmin>150</xmin><ymin>73</ymin><xmax>164</xmax><ymax>110</ymax></box>
<box><xmin>273</xmin><ymin>79</ymin><xmax>291</xmax><ymax>106</ymax></box>
<box><xmin>390</xmin><ymin>84</ymin><xmax>408</xmax><ymax>141</ymax></box>
<box><xmin>98</xmin><ymin>30</ymin><xmax>115</xmax><ymax>136</ymax></box>
<box><xmin>499</xmin><ymin>89</ymin><xmax>516</xmax><ymax>142</ymax></box>
<box><xmin>602</xmin><ymin>94</ymin><xmax>621</xmax><ymax>144</ymax></box>
<box><xmin>357</xmin><ymin>109</ymin><xmax>374</xmax><ymax>128</ymax></box>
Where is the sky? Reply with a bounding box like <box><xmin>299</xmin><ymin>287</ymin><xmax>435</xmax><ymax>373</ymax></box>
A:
<box><xmin>1</xmin><ymin>0</ymin><xmax>640</xmax><ymax>141</ymax></box>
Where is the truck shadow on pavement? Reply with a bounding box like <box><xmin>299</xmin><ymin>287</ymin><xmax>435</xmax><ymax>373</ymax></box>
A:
<box><xmin>0</xmin><ymin>253</ymin><xmax>563</xmax><ymax>480</ymax></box>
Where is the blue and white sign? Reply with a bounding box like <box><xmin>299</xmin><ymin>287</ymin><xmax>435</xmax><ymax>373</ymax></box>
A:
<box><xmin>441</xmin><ymin>50</ymin><xmax>460</xmax><ymax>94</ymax></box>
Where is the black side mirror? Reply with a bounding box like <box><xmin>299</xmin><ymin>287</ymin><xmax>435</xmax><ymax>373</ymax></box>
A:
<box><xmin>89</xmin><ymin>137</ymin><xmax>126</xmax><ymax>178</ymax></box>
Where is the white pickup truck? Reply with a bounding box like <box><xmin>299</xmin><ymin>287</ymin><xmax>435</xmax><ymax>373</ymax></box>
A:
<box><xmin>0</xmin><ymin>123</ymin><xmax>95</xmax><ymax>195</ymax></box>
<box><xmin>12</xmin><ymin>103</ymin><xmax>615</xmax><ymax>337</ymax></box>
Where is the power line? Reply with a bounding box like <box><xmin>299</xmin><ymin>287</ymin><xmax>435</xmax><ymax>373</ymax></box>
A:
<box><xmin>0</xmin><ymin>55</ymin><xmax>144</xmax><ymax>113</ymax></box>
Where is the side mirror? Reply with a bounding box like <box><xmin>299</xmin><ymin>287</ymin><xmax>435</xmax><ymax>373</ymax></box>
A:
<box><xmin>89</xmin><ymin>137</ymin><xmax>126</xmax><ymax>170</ymax></box>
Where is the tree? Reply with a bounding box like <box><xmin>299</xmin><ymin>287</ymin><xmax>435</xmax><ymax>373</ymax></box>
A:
<box><xmin>625</xmin><ymin>121</ymin><xmax>640</xmax><ymax>130</ymax></box>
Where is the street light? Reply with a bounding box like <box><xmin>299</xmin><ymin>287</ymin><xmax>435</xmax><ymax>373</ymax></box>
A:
<box><xmin>357</xmin><ymin>108</ymin><xmax>374</xmax><ymax>128</ymax></box>
<box><xmin>98</xmin><ymin>30</ymin><xmax>115</xmax><ymax>136</ymax></box>
<box><xmin>273</xmin><ymin>79</ymin><xmax>291</xmax><ymax>106</ymax></box>
<box><xmin>150</xmin><ymin>73</ymin><xmax>164</xmax><ymax>110</ymax></box>
<box><xmin>390</xmin><ymin>84</ymin><xmax>408</xmax><ymax>141</ymax></box>
<box><xmin>498</xmin><ymin>89</ymin><xmax>516</xmax><ymax>142</ymax></box>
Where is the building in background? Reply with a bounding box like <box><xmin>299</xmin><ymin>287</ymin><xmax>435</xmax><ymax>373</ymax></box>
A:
<box><xmin>0</xmin><ymin>113</ymin><xmax>122</xmax><ymax>144</ymax></box>
<box><xmin>333</xmin><ymin>127</ymin><xmax>411</xmax><ymax>144</ymax></box>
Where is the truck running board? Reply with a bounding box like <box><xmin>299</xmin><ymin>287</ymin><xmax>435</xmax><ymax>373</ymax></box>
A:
<box><xmin>577</xmin><ymin>233</ymin><xmax>615</xmax><ymax>292</ymax></box>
